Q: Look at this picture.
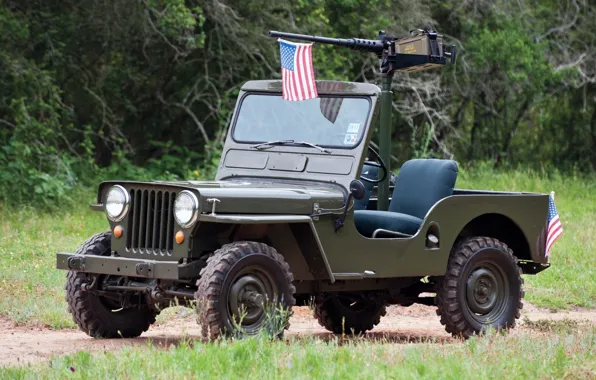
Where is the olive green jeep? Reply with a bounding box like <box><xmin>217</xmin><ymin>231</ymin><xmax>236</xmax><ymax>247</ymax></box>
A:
<box><xmin>57</xmin><ymin>80</ymin><xmax>552</xmax><ymax>340</ymax></box>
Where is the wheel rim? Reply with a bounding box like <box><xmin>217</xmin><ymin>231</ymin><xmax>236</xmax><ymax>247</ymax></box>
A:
<box><xmin>227</xmin><ymin>265</ymin><xmax>278</xmax><ymax>333</ymax></box>
<box><xmin>465</xmin><ymin>262</ymin><xmax>509</xmax><ymax>323</ymax></box>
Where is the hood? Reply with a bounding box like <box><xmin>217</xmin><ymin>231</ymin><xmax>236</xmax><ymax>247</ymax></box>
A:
<box><xmin>98</xmin><ymin>178</ymin><xmax>346</xmax><ymax>215</ymax></box>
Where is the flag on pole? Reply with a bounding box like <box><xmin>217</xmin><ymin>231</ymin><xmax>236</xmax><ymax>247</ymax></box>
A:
<box><xmin>279</xmin><ymin>39</ymin><xmax>318</xmax><ymax>101</ymax></box>
<box><xmin>319</xmin><ymin>82</ymin><xmax>343</xmax><ymax>123</ymax></box>
<box><xmin>546</xmin><ymin>192</ymin><xmax>563</xmax><ymax>256</ymax></box>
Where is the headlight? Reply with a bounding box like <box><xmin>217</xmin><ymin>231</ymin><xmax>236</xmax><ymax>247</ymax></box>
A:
<box><xmin>174</xmin><ymin>190</ymin><xmax>199</xmax><ymax>228</ymax></box>
<box><xmin>105</xmin><ymin>185</ymin><xmax>130</xmax><ymax>222</ymax></box>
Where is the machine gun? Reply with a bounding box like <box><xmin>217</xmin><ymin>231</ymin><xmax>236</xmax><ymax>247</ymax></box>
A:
<box><xmin>269</xmin><ymin>29</ymin><xmax>456</xmax><ymax>74</ymax></box>
<box><xmin>268</xmin><ymin>28</ymin><xmax>457</xmax><ymax>211</ymax></box>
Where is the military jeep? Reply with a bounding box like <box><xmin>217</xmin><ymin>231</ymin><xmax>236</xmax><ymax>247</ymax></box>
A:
<box><xmin>57</xmin><ymin>80</ymin><xmax>552</xmax><ymax>340</ymax></box>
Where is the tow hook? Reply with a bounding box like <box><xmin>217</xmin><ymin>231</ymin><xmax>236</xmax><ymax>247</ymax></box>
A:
<box><xmin>81</xmin><ymin>275</ymin><xmax>98</xmax><ymax>292</ymax></box>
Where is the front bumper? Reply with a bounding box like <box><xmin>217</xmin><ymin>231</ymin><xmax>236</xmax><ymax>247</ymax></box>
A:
<box><xmin>56</xmin><ymin>252</ymin><xmax>201</xmax><ymax>280</ymax></box>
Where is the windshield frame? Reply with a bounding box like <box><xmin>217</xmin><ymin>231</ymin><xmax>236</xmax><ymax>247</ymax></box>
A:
<box><xmin>230</xmin><ymin>92</ymin><xmax>373</xmax><ymax>150</ymax></box>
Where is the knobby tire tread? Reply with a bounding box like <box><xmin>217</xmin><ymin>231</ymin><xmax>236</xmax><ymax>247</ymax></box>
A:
<box><xmin>65</xmin><ymin>231</ymin><xmax>157</xmax><ymax>338</ymax></box>
<box><xmin>196</xmin><ymin>241</ymin><xmax>296</xmax><ymax>340</ymax></box>
<box><xmin>313</xmin><ymin>294</ymin><xmax>387</xmax><ymax>334</ymax></box>
<box><xmin>435</xmin><ymin>236</ymin><xmax>524</xmax><ymax>339</ymax></box>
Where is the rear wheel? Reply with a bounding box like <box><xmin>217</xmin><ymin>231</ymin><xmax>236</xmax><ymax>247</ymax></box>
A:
<box><xmin>435</xmin><ymin>237</ymin><xmax>524</xmax><ymax>339</ymax></box>
<box><xmin>196</xmin><ymin>241</ymin><xmax>296</xmax><ymax>340</ymax></box>
<box><xmin>314</xmin><ymin>292</ymin><xmax>386</xmax><ymax>334</ymax></box>
<box><xmin>65</xmin><ymin>231</ymin><xmax>157</xmax><ymax>338</ymax></box>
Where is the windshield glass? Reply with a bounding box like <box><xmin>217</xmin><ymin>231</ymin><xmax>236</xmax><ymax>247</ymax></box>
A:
<box><xmin>233</xmin><ymin>94</ymin><xmax>371</xmax><ymax>148</ymax></box>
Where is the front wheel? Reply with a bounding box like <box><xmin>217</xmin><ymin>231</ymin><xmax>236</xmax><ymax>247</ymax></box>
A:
<box><xmin>196</xmin><ymin>241</ymin><xmax>296</xmax><ymax>340</ymax></box>
<box><xmin>435</xmin><ymin>237</ymin><xmax>524</xmax><ymax>339</ymax></box>
<box><xmin>65</xmin><ymin>231</ymin><xmax>157</xmax><ymax>338</ymax></box>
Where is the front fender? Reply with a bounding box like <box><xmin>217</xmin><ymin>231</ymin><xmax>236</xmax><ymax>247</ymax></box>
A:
<box><xmin>197</xmin><ymin>214</ymin><xmax>335</xmax><ymax>282</ymax></box>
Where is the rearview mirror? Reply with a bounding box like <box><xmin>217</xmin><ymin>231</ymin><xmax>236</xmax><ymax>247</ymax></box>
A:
<box><xmin>349</xmin><ymin>180</ymin><xmax>366</xmax><ymax>201</ymax></box>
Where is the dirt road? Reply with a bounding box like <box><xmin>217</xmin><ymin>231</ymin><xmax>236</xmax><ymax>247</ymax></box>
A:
<box><xmin>1</xmin><ymin>303</ymin><xmax>594</xmax><ymax>366</ymax></box>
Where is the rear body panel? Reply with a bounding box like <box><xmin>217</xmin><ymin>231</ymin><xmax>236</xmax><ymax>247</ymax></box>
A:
<box><xmin>315</xmin><ymin>192</ymin><xmax>549</xmax><ymax>279</ymax></box>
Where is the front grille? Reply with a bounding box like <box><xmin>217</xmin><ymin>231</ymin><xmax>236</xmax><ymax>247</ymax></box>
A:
<box><xmin>126</xmin><ymin>189</ymin><xmax>176</xmax><ymax>256</ymax></box>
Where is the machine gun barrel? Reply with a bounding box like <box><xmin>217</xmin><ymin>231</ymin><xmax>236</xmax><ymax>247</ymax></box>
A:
<box><xmin>268</xmin><ymin>31</ymin><xmax>386</xmax><ymax>53</ymax></box>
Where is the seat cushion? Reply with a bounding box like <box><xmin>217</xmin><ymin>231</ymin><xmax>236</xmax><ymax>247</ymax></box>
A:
<box><xmin>355</xmin><ymin>210</ymin><xmax>423</xmax><ymax>237</ymax></box>
<box><xmin>390</xmin><ymin>159</ymin><xmax>458</xmax><ymax>219</ymax></box>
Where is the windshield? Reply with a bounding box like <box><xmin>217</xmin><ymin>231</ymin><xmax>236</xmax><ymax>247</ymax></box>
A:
<box><xmin>233</xmin><ymin>94</ymin><xmax>371</xmax><ymax>148</ymax></box>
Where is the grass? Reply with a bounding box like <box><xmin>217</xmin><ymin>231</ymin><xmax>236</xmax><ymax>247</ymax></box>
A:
<box><xmin>0</xmin><ymin>167</ymin><xmax>594</xmax><ymax>329</ymax></box>
<box><xmin>0</xmin><ymin>191</ymin><xmax>105</xmax><ymax>328</ymax></box>
<box><xmin>1</xmin><ymin>327</ymin><xmax>594</xmax><ymax>379</ymax></box>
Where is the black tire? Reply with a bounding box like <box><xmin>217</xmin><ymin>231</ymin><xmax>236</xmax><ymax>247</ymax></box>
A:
<box><xmin>435</xmin><ymin>236</ymin><xmax>524</xmax><ymax>339</ymax></box>
<box><xmin>65</xmin><ymin>231</ymin><xmax>157</xmax><ymax>339</ymax></box>
<box><xmin>196</xmin><ymin>241</ymin><xmax>296</xmax><ymax>340</ymax></box>
<box><xmin>314</xmin><ymin>293</ymin><xmax>386</xmax><ymax>334</ymax></box>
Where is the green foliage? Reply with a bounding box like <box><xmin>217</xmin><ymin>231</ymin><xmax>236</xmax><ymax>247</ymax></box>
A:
<box><xmin>0</xmin><ymin>0</ymin><xmax>595</xmax><ymax>209</ymax></box>
<box><xmin>0</xmin><ymin>23</ymin><xmax>78</xmax><ymax>207</ymax></box>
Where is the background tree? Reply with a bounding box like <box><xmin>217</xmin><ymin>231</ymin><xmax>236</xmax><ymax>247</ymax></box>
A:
<box><xmin>0</xmin><ymin>0</ymin><xmax>594</xmax><ymax>207</ymax></box>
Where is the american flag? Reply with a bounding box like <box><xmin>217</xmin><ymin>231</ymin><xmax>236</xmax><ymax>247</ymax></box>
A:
<box><xmin>319</xmin><ymin>82</ymin><xmax>344</xmax><ymax>123</ymax></box>
<box><xmin>279</xmin><ymin>39</ymin><xmax>318</xmax><ymax>101</ymax></box>
<box><xmin>546</xmin><ymin>193</ymin><xmax>563</xmax><ymax>256</ymax></box>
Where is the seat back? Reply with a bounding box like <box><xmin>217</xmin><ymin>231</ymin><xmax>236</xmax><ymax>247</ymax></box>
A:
<box><xmin>354</xmin><ymin>163</ymin><xmax>379</xmax><ymax>210</ymax></box>
<box><xmin>389</xmin><ymin>159</ymin><xmax>458</xmax><ymax>219</ymax></box>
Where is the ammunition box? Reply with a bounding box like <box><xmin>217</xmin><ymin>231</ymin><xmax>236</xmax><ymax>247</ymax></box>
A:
<box><xmin>396</xmin><ymin>32</ymin><xmax>444</xmax><ymax>72</ymax></box>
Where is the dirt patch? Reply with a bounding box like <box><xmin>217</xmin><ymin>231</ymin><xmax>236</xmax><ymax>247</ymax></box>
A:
<box><xmin>1</xmin><ymin>303</ymin><xmax>595</xmax><ymax>366</ymax></box>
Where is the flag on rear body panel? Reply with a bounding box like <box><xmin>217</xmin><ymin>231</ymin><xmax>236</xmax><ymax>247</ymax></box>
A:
<box><xmin>319</xmin><ymin>82</ymin><xmax>343</xmax><ymax>123</ymax></box>
<box><xmin>279</xmin><ymin>39</ymin><xmax>318</xmax><ymax>101</ymax></box>
<box><xmin>546</xmin><ymin>193</ymin><xmax>563</xmax><ymax>256</ymax></box>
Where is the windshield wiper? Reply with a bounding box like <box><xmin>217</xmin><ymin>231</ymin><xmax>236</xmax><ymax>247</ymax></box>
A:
<box><xmin>250</xmin><ymin>140</ymin><xmax>331</xmax><ymax>154</ymax></box>
<box><xmin>295</xmin><ymin>141</ymin><xmax>331</xmax><ymax>153</ymax></box>
<box><xmin>250</xmin><ymin>140</ymin><xmax>295</xmax><ymax>149</ymax></box>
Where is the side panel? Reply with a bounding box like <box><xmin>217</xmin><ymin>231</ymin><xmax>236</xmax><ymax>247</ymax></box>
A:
<box><xmin>314</xmin><ymin>194</ymin><xmax>549</xmax><ymax>278</ymax></box>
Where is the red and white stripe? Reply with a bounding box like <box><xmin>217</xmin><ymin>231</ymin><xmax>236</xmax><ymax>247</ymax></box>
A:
<box><xmin>319</xmin><ymin>82</ymin><xmax>343</xmax><ymax>123</ymax></box>
<box><xmin>281</xmin><ymin>44</ymin><xmax>318</xmax><ymax>101</ymax></box>
<box><xmin>546</xmin><ymin>214</ymin><xmax>562</xmax><ymax>256</ymax></box>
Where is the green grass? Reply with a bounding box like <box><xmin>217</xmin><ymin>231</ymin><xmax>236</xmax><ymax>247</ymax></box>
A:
<box><xmin>0</xmin><ymin>168</ymin><xmax>594</xmax><ymax>328</ymax></box>
<box><xmin>0</xmin><ymin>190</ymin><xmax>105</xmax><ymax>328</ymax></box>
<box><xmin>2</xmin><ymin>328</ymin><xmax>595</xmax><ymax>378</ymax></box>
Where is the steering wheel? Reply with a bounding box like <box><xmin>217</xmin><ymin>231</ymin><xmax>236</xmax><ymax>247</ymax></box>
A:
<box><xmin>360</xmin><ymin>145</ymin><xmax>388</xmax><ymax>184</ymax></box>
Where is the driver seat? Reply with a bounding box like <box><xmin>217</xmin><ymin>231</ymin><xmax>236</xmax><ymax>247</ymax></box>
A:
<box><xmin>354</xmin><ymin>159</ymin><xmax>458</xmax><ymax>237</ymax></box>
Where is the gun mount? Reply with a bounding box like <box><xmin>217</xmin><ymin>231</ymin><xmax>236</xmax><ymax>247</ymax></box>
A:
<box><xmin>268</xmin><ymin>28</ymin><xmax>456</xmax><ymax>210</ymax></box>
